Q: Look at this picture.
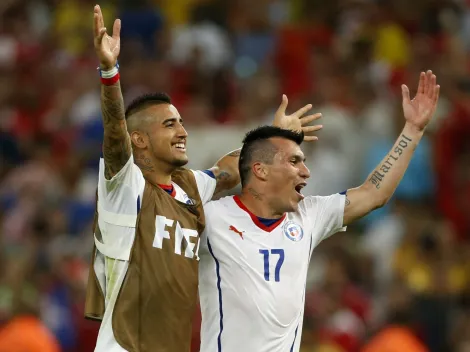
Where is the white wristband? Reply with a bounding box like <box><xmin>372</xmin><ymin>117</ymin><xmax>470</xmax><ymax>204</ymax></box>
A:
<box><xmin>101</xmin><ymin>66</ymin><xmax>119</xmax><ymax>79</ymax></box>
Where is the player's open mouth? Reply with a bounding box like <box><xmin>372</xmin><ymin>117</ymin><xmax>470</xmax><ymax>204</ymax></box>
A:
<box><xmin>173</xmin><ymin>142</ymin><xmax>186</xmax><ymax>152</ymax></box>
<box><xmin>294</xmin><ymin>183</ymin><xmax>306</xmax><ymax>199</ymax></box>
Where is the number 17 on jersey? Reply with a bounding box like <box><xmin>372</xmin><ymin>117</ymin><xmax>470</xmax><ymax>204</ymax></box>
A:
<box><xmin>259</xmin><ymin>249</ymin><xmax>285</xmax><ymax>282</ymax></box>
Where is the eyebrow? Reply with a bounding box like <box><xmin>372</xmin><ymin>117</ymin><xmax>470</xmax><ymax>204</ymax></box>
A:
<box><xmin>162</xmin><ymin>117</ymin><xmax>184</xmax><ymax>125</ymax></box>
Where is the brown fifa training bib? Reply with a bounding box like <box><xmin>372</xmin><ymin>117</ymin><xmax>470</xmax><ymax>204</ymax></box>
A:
<box><xmin>85</xmin><ymin>168</ymin><xmax>206</xmax><ymax>352</ymax></box>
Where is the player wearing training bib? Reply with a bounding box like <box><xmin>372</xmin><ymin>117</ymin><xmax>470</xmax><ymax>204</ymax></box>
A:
<box><xmin>86</xmin><ymin>6</ymin><xmax>244</xmax><ymax>351</ymax></box>
<box><xmin>199</xmin><ymin>70</ymin><xmax>440</xmax><ymax>352</ymax></box>
<box><xmin>90</xmin><ymin>156</ymin><xmax>217</xmax><ymax>352</ymax></box>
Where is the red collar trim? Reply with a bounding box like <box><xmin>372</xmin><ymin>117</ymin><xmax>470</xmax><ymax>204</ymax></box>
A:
<box><xmin>158</xmin><ymin>183</ymin><xmax>176</xmax><ymax>197</ymax></box>
<box><xmin>233</xmin><ymin>195</ymin><xmax>285</xmax><ymax>232</ymax></box>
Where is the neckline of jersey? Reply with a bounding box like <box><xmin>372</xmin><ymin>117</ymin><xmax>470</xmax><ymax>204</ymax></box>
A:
<box><xmin>233</xmin><ymin>195</ymin><xmax>286</xmax><ymax>232</ymax></box>
<box><xmin>148</xmin><ymin>181</ymin><xmax>199</xmax><ymax>208</ymax></box>
<box><xmin>158</xmin><ymin>183</ymin><xmax>176</xmax><ymax>197</ymax></box>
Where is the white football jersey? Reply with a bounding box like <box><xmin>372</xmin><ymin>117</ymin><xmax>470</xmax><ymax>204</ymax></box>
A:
<box><xmin>199</xmin><ymin>194</ymin><xmax>346</xmax><ymax>352</ymax></box>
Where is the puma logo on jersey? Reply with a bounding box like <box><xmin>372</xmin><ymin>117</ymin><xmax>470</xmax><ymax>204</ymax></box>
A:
<box><xmin>229</xmin><ymin>225</ymin><xmax>244</xmax><ymax>239</ymax></box>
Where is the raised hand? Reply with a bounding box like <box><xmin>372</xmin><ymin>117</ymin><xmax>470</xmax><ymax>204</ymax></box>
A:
<box><xmin>93</xmin><ymin>5</ymin><xmax>121</xmax><ymax>70</ymax></box>
<box><xmin>401</xmin><ymin>70</ymin><xmax>440</xmax><ymax>132</ymax></box>
<box><xmin>273</xmin><ymin>95</ymin><xmax>323</xmax><ymax>142</ymax></box>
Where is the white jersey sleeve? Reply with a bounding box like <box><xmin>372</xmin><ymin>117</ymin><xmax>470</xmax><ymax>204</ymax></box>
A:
<box><xmin>299</xmin><ymin>193</ymin><xmax>346</xmax><ymax>243</ymax></box>
<box><xmin>98</xmin><ymin>155</ymin><xmax>145</xmax><ymax>216</ymax></box>
<box><xmin>96</xmin><ymin>155</ymin><xmax>145</xmax><ymax>261</ymax></box>
<box><xmin>191</xmin><ymin>170</ymin><xmax>217</xmax><ymax>204</ymax></box>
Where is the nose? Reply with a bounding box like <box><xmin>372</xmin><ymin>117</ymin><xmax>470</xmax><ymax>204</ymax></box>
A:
<box><xmin>300</xmin><ymin>162</ymin><xmax>310</xmax><ymax>179</ymax></box>
<box><xmin>177</xmin><ymin>123</ymin><xmax>188</xmax><ymax>138</ymax></box>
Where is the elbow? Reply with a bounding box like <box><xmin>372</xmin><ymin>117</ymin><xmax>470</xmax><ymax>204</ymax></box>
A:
<box><xmin>375</xmin><ymin>197</ymin><xmax>390</xmax><ymax>209</ymax></box>
<box><xmin>374</xmin><ymin>195</ymin><xmax>390</xmax><ymax>209</ymax></box>
<box><xmin>361</xmin><ymin>183</ymin><xmax>390</xmax><ymax>210</ymax></box>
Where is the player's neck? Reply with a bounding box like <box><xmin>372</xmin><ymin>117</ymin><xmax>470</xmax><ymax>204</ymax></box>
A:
<box><xmin>134</xmin><ymin>153</ymin><xmax>174</xmax><ymax>185</ymax></box>
<box><xmin>147</xmin><ymin>170</ymin><xmax>172</xmax><ymax>186</ymax></box>
<box><xmin>239</xmin><ymin>188</ymin><xmax>284</xmax><ymax>219</ymax></box>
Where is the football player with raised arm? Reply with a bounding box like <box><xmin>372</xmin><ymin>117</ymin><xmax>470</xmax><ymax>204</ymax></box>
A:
<box><xmin>198</xmin><ymin>71</ymin><xmax>440</xmax><ymax>352</ymax></box>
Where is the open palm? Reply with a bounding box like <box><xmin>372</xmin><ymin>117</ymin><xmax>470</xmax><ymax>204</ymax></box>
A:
<box><xmin>401</xmin><ymin>70</ymin><xmax>440</xmax><ymax>131</ymax></box>
<box><xmin>273</xmin><ymin>95</ymin><xmax>323</xmax><ymax>142</ymax></box>
<box><xmin>93</xmin><ymin>5</ymin><xmax>120</xmax><ymax>70</ymax></box>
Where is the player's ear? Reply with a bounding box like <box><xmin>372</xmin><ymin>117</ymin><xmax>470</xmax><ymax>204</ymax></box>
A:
<box><xmin>130</xmin><ymin>131</ymin><xmax>147</xmax><ymax>149</ymax></box>
<box><xmin>252</xmin><ymin>162</ymin><xmax>268</xmax><ymax>181</ymax></box>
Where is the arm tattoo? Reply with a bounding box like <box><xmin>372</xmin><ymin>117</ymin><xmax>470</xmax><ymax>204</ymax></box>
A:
<box><xmin>345</xmin><ymin>195</ymin><xmax>350</xmax><ymax>206</ymax></box>
<box><xmin>368</xmin><ymin>134</ymin><xmax>412</xmax><ymax>189</ymax></box>
<box><xmin>216</xmin><ymin>171</ymin><xmax>230</xmax><ymax>181</ymax></box>
<box><xmin>214</xmin><ymin>170</ymin><xmax>231</xmax><ymax>193</ymax></box>
<box><xmin>101</xmin><ymin>82</ymin><xmax>131</xmax><ymax>179</ymax></box>
<box><xmin>213</xmin><ymin>148</ymin><xmax>242</xmax><ymax>193</ymax></box>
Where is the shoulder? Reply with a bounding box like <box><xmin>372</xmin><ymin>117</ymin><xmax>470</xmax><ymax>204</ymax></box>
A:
<box><xmin>172</xmin><ymin>167</ymin><xmax>198</xmax><ymax>190</ymax></box>
<box><xmin>204</xmin><ymin>196</ymin><xmax>235</xmax><ymax>209</ymax></box>
<box><xmin>190</xmin><ymin>169</ymin><xmax>216</xmax><ymax>188</ymax></box>
<box><xmin>204</xmin><ymin>196</ymin><xmax>234</xmax><ymax>214</ymax></box>
<box><xmin>298</xmin><ymin>193</ymin><xmax>346</xmax><ymax>215</ymax></box>
<box><xmin>297</xmin><ymin>195</ymin><xmax>322</xmax><ymax>217</ymax></box>
<box><xmin>298</xmin><ymin>193</ymin><xmax>347</xmax><ymax>241</ymax></box>
<box><xmin>173</xmin><ymin>168</ymin><xmax>216</xmax><ymax>205</ymax></box>
<box><xmin>98</xmin><ymin>156</ymin><xmax>145</xmax><ymax>212</ymax></box>
<box><xmin>98</xmin><ymin>155</ymin><xmax>144</xmax><ymax>188</ymax></box>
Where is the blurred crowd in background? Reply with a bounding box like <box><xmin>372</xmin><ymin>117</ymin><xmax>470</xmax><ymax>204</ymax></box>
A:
<box><xmin>0</xmin><ymin>0</ymin><xmax>470</xmax><ymax>351</ymax></box>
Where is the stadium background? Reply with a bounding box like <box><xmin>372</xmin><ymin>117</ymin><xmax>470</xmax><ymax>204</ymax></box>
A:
<box><xmin>0</xmin><ymin>0</ymin><xmax>470</xmax><ymax>351</ymax></box>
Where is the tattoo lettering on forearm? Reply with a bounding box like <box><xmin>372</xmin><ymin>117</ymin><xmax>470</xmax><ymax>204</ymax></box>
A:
<box><xmin>368</xmin><ymin>134</ymin><xmax>412</xmax><ymax>189</ymax></box>
<box><xmin>369</xmin><ymin>171</ymin><xmax>384</xmax><ymax>189</ymax></box>
<box><xmin>101</xmin><ymin>83</ymin><xmax>131</xmax><ymax>179</ymax></box>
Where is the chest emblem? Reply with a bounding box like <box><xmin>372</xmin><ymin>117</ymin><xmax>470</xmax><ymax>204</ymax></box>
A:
<box><xmin>283</xmin><ymin>221</ymin><xmax>304</xmax><ymax>242</ymax></box>
<box><xmin>229</xmin><ymin>225</ymin><xmax>244</xmax><ymax>239</ymax></box>
<box><xmin>182</xmin><ymin>193</ymin><xmax>195</xmax><ymax>205</ymax></box>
